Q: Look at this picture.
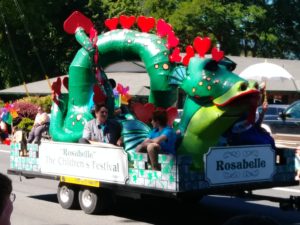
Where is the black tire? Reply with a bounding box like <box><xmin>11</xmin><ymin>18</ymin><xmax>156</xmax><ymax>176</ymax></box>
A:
<box><xmin>79</xmin><ymin>188</ymin><xmax>115</xmax><ymax>214</ymax></box>
<box><xmin>280</xmin><ymin>201</ymin><xmax>293</xmax><ymax>211</ymax></box>
<box><xmin>57</xmin><ymin>182</ymin><xmax>79</xmax><ymax>209</ymax></box>
<box><xmin>178</xmin><ymin>195</ymin><xmax>203</xmax><ymax>205</ymax></box>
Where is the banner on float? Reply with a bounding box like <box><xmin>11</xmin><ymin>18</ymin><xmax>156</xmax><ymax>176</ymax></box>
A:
<box><xmin>39</xmin><ymin>142</ymin><xmax>128</xmax><ymax>184</ymax></box>
<box><xmin>205</xmin><ymin>145</ymin><xmax>275</xmax><ymax>186</ymax></box>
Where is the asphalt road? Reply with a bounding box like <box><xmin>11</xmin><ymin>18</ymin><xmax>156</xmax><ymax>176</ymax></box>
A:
<box><xmin>274</xmin><ymin>134</ymin><xmax>300</xmax><ymax>148</ymax></box>
<box><xmin>1</xmin><ymin>148</ymin><xmax>300</xmax><ymax>225</ymax></box>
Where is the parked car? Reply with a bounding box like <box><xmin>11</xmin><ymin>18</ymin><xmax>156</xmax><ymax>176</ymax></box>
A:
<box><xmin>262</xmin><ymin>100</ymin><xmax>300</xmax><ymax>135</ymax></box>
<box><xmin>257</xmin><ymin>104</ymin><xmax>289</xmax><ymax>120</ymax></box>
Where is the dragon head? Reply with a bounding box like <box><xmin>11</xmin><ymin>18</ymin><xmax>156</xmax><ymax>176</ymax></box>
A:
<box><xmin>177</xmin><ymin>55</ymin><xmax>260</xmax><ymax>170</ymax></box>
<box><xmin>182</xmin><ymin>56</ymin><xmax>259</xmax><ymax>109</ymax></box>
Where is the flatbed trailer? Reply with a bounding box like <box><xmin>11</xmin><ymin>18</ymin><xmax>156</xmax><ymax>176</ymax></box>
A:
<box><xmin>6</xmin><ymin>10</ymin><xmax>300</xmax><ymax>216</ymax></box>
<box><xmin>7</xmin><ymin>141</ymin><xmax>300</xmax><ymax>214</ymax></box>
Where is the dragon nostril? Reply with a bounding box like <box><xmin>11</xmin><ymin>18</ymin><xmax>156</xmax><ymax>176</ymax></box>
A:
<box><xmin>240</xmin><ymin>82</ymin><xmax>248</xmax><ymax>91</ymax></box>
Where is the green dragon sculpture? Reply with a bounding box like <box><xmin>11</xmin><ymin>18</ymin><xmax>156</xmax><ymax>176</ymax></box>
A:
<box><xmin>50</xmin><ymin>12</ymin><xmax>260</xmax><ymax>170</ymax></box>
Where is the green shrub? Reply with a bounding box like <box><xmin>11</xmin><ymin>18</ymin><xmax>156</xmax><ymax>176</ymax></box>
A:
<box><xmin>12</xmin><ymin>95</ymin><xmax>52</xmax><ymax>128</ymax></box>
<box><xmin>17</xmin><ymin>95</ymin><xmax>52</xmax><ymax>113</ymax></box>
<box><xmin>16</xmin><ymin>117</ymin><xmax>34</xmax><ymax>133</ymax></box>
<box><xmin>0</xmin><ymin>99</ymin><xmax>5</xmax><ymax>108</ymax></box>
<box><xmin>13</xmin><ymin>101</ymin><xmax>38</xmax><ymax>120</ymax></box>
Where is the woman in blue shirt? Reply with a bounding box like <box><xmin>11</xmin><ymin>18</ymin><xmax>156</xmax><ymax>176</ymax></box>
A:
<box><xmin>136</xmin><ymin>110</ymin><xmax>176</xmax><ymax>170</ymax></box>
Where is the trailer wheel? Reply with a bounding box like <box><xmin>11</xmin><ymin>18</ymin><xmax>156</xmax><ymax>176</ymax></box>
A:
<box><xmin>179</xmin><ymin>195</ymin><xmax>203</xmax><ymax>205</ymax></box>
<box><xmin>57</xmin><ymin>182</ymin><xmax>78</xmax><ymax>209</ymax></box>
<box><xmin>79</xmin><ymin>188</ymin><xmax>114</xmax><ymax>214</ymax></box>
<box><xmin>280</xmin><ymin>201</ymin><xmax>293</xmax><ymax>211</ymax></box>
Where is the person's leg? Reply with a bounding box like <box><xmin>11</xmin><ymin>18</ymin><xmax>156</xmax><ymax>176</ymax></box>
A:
<box><xmin>296</xmin><ymin>170</ymin><xmax>300</xmax><ymax>181</ymax></box>
<box><xmin>136</xmin><ymin>143</ymin><xmax>147</xmax><ymax>152</ymax></box>
<box><xmin>27</xmin><ymin>127</ymin><xmax>36</xmax><ymax>143</ymax></box>
<box><xmin>0</xmin><ymin>131</ymin><xmax>5</xmax><ymax>143</ymax></box>
<box><xmin>147</xmin><ymin>143</ymin><xmax>161</xmax><ymax>170</ymax></box>
<box><xmin>33</xmin><ymin>125</ymin><xmax>47</xmax><ymax>144</ymax></box>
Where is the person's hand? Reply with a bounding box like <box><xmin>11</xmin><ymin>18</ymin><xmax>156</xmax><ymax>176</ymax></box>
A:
<box><xmin>296</xmin><ymin>146</ymin><xmax>300</xmax><ymax>156</ymax></box>
<box><xmin>116</xmin><ymin>137</ymin><xmax>123</xmax><ymax>147</ymax></box>
<box><xmin>114</xmin><ymin>108</ymin><xmax>122</xmax><ymax>116</ymax></box>
<box><xmin>176</xmin><ymin>129</ymin><xmax>181</xmax><ymax>135</ymax></box>
<box><xmin>261</xmin><ymin>101</ymin><xmax>268</xmax><ymax>113</ymax></box>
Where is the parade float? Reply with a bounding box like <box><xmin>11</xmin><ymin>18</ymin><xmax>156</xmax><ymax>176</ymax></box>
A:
<box><xmin>8</xmin><ymin>11</ymin><xmax>300</xmax><ymax>214</ymax></box>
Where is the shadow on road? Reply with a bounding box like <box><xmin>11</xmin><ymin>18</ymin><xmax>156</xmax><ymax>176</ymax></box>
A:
<box><xmin>28</xmin><ymin>193</ymin><xmax>58</xmax><ymax>204</ymax></box>
<box><xmin>27</xmin><ymin>193</ymin><xmax>300</xmax><ymax>225</ymax></box>
<box><xmin>110</xmin><ymin>195</ymin><xmax>300</xmax><ymax>225</ymax></box>
<box><xmin>112</xmin><ymin>196</ymin><xmax>235</xmax><ymax>225</ymax></box>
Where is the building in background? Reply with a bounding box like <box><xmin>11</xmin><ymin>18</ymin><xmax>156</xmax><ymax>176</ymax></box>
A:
<box><xmin>0</xmin><ymin>57</ymin><xmax>299</xmax><ymax>105</ymax></box>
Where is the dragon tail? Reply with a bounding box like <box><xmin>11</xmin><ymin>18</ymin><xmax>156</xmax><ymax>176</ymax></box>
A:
<box><xmin>121</xmin><ymin>119</ymin><xmax>151</xmax><ymax>152</ymax></box>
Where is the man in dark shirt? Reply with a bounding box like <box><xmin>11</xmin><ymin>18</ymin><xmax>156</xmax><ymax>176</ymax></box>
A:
<box><xmin>79</xmin><ymin>104</ymin><xmax>122</xmax><ymax>146</ymax></box>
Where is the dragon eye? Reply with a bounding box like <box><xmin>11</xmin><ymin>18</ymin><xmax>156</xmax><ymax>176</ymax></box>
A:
<box><xmin>240</xmin><ymin>82</ymin><xmax>248</xmax><ymax>91</ymax></box>
<box><xmin>204</xmin><ymin>60</ymin><xmax>219</xmax><ymax>71</ymax></box>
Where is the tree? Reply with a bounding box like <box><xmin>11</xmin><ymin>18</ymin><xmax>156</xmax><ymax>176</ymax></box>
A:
<box><xmin>168</xmin><ymin>0</ymin><xmax>300</xmax><ymax>59</ymax></box>
<box><xmin>0</xmin><ymin>0</ymin><xmax>299</xmax><ymax>91</ymax></box>
<box><xmin>0</xmin><ymin>0</ymin><xmax>105</xmax><ymax>89</ymax></box>
<box><xmin>168</xmin><ymin>0</ymin><xmax>267</xmax><ymax>56</ymax></box>
<box><xmin>100</xmin><ymin>0</ymin><xmax>143</xmax><ymax>18</ymax></box>
<box><xmin>262</xmin><ymin>0</ymin><xmax>300</xmax><ymax>59</ymax></box>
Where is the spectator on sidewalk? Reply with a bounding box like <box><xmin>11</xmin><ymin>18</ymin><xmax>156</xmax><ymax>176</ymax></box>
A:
<box><xmin>0</xmin><ymin>118</ymin><xmax>10</xmax><ymax>143</ymax></box>
<box><xmin>27</xmin><ymin>105</ymin><xmax>50</xmax><ymax>144</ymax></box>
<box><xmin>295</xmin><ymin>146</ymin><xmax>300</xmax><ymax>181</ymax></box>
<box><xmin>0</xmin><ymin>173</ymin><xmax>15</xmax><ymax>225</ymax></box>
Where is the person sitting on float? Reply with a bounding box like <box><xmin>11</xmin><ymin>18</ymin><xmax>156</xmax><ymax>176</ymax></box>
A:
<box><xmin>79</xmin><ymin>103</ymin><xmax>123</xmax><ymax>146</ymax></box>
<box><xmin>225</xmin><ymin>82</ymin><xmax>275</xmax><ymax>149</ymax></box>
<box><xmin>136</xmin><ymin>110</ymin><xmax>177</xmax><ymax>170</ymax></box>
<box><xmin>109</xmin><ymin>78</ymin><xmax>133</xmax><ymax>120</ymax></box>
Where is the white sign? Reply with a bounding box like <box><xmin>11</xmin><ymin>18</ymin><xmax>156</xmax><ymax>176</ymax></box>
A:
<box><xmin>205</xmin><ymin>145</ymin><xmax>275</xmax><ymax>186</ymax></box>
<box><xmin>39</xmin><ymin>142</ymin><xmax>128</xmax><ymax>184</ymax></box>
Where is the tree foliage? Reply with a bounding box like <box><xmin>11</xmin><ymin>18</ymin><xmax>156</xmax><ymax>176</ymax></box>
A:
<box><xmin>0</xmin><ymin>0</ymin><xmax>299</xmax><ymax>90</ymax></box>
<box><xmin>168</xmin><ymin>0</ymin><xmax>266</xmax><ymax>56</ymax></box>
<box><xmin>264</xmin><ymin>0</ymin><xmax>300</xmax><ymax>59</ymax></box>
<box><xmin>0</xmin><ymin>0</ymin><xmax>103</xmax><ymax>89</ymax></box>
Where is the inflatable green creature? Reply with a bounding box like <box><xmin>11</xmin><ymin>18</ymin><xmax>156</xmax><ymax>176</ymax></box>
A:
<box><xmin>50</xmin><ymin>12</ymin><xmax>260</xmax><ymax>170</ymax></box>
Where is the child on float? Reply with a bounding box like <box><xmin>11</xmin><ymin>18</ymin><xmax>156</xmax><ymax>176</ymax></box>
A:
<box><xmin>109</xmin><ymin>78</ymin><xmax>133</xmax><ymax>120</ymax></box>
<box><xmin>135</xmin><ymin>110</ymin><xmax>177</xmax><ymax>170</ymax></box>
